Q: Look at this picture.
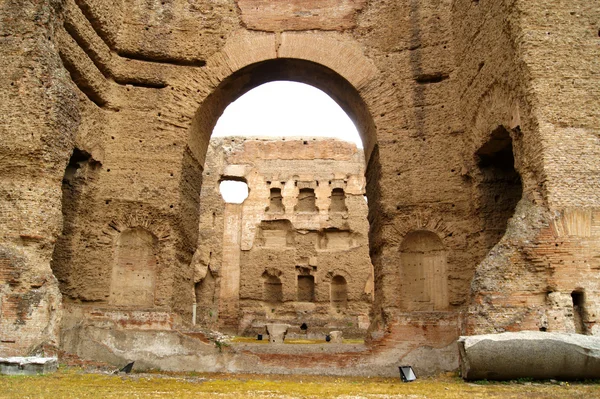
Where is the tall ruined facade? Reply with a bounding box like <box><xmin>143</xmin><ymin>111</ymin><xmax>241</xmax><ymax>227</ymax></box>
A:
<box><xmin>0</xmin><ymin>0</ymin><xmax>598</xmax><ymax>375</ymax></box>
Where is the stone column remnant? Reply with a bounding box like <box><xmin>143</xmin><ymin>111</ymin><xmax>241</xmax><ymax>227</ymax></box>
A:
<box><xmin>329</xmin><ymin>331</ymin><xmax>343</xmax><ymax>343</ymax></box>
<box><xmin>266</xmin><ymin>324</ymin><xmax>289</xmax><ymax>344</ymax></box>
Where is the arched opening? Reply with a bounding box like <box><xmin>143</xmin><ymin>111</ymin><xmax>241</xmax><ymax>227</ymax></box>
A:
<box><xmin>331</xmin><ymin>275</ymin><xmax>348</xmax><ymax>309</ymax></box>
<box><xmin>185</xmin><ymin>58</ymin><xmax>377</xmax><ymax>174</ymax></box>
<box><xmin>399</xmin><ymin>230</ymin><xmax>448</xmax><ymax>311</ymax></box>
<box><xmin>475</xmin><ymin>126</ymin><xmax>523</xmax><ymax>250</ymax></box>
<box><xmin>182</xmin><ymin>58</ymin><xmax>380</xmax><ymax>338</ymax></box>
<box><xmin>110</xmin><ymin>227</ymin><xmax>158</xmax><ymax>307</ymax></box>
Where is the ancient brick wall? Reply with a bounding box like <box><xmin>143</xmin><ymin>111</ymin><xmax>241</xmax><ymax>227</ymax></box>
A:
<box><xmin>0</xmin><ymin>0</ymin><xmax>598</xmax><ymax>373</ymax></box>
<box><xmin>0</xmin><ymin>0</ymin><xmax>79</xmax><ymax>355</ymax></box>
<box><xmin>451</xmin><ymin>0</ymin><xmax>600</xmax><ymax>336</ymax></box>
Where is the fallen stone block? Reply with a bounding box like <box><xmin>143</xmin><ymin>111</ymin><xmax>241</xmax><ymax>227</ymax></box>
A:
<box><xmin>266</xmin><ymin>323</ymin><xmax>289</xmax><ymax>344</ymax></box>
<box><xmin>458</xmin><ymin>331</ymin><xmax>600</xmax><ymax>380</ymax></box>
<box><xmin>330</xmin><ymin>331</ymin><xmax>343</xmax><ymax>343</ymax></box>
<box><xmin>0</xmin><ymin>357</ymin><xmax>58</xmax><ymax>375</ymax></box>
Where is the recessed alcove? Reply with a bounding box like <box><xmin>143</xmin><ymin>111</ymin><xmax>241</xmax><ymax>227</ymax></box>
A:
<box><xmin>263</xmin><ymin>273</ymin><xmax>284</xmax><ymax>303</ymax></box>
<box><xmin>295</xmin><ymin>188</ymin><xmax>317</xmax><ymax>213</ymax></box>
<box><xmin>110</xmin><ymin>227</ymin><xmax>158</xmax><ymax>307</ymax></box>
<box><xmin>399</xmin><ymin>230</ymin><xmax>448</xmax><ymax>311</ymax></box>
<box><xmin>331</xmin><ymin>275</ymin><xmax>348</xmax><ymax>309</ymax></box>
<box><xmin>475</xmin><ymin>126</ymin><xmax>523</xmax><ymax>250</ymax></box>
<box><xmin>297</xmin><ymin>275</ymin><xmax>315</xmax><ymax>302</ymax></box>
<box><xmin>266</xmin><ymin>188</ymin><xmax>285</xmax><ymax>213</ymax></box>
<box><xmin>571</xmin><ymin>290</ymin><xmax>587</xmax><ymax>334</ymax></box>
<box><xmin>329</xmin><ymin>188</ymin><xmax>348</xmax><ymax>213</ymax></box>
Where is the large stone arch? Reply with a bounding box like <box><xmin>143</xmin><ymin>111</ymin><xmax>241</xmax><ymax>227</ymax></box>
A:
<box><xmin>185</xmin><ymin>31</ymin><xmax>380</xmax><ymax>166</ymax></box>
<box><xmin>174</xmin><ymin>31</ymin><xmax>386</xmax><ymax>325</ymax></box>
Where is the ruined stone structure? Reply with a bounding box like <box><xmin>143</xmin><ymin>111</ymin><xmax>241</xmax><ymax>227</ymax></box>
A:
<box><xmin>193</xmin><ymin>137</ymin><xmax>373</xmax><ymax>338</ymax></box>
<box><xmin>1</xmin><ymin>0</ymin><xmax>599</xmax><ymax>376</ymax></box>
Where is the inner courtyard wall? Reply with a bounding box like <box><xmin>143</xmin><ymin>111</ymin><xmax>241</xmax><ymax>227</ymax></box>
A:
<box><xmin>0</xmin><ymin>0</ymin><xmax>598</xmax><ymax>373</ymax></box>
<box><xmin>195</xmin><ymin>137</ymin><xmax>374</xmax><ymax>338</ymax></box>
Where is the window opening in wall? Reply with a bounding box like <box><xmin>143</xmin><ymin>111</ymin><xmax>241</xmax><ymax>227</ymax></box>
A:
<box><xmin>329</xmin><ymin>188</ymin><xmax>348</xmax><ymax>213</ymax></box>
<box><xmin>219</xmin><ymin>180</ymin><xmax>248</xmax><ymax>203</ymax></box>
<box><xmin>297</xmin><ymin>275</ymin><xmax>315</xmax><ymax>302</ymax></box>
<box><xmin>331</xmin><ymin>275</ymin><xmax>348</xmax><ymax>309</ymax></box>
<box><xmin>266</xmin><ymin>188</ymin><xmax>284</xmax><ymax>213</ymax></box>
<box><xmin>295</xmin><ymin>188</ymin><xmax>317</xmax><ymax>212</ymax></box>
<box><xmin>571</xmin><ymin>290</ymin><xmax>587</xmax><ymax>334</ymax></box>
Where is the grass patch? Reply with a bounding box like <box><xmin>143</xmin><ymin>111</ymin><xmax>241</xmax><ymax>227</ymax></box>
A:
<box><xmin>1</xmin><ymin>367</ymin><xmax>599</xmax><ymax>398</ymax></box>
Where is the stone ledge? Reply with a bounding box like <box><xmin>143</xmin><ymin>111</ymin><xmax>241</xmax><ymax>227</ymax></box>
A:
<box><xmin>0</xmin><ymin>357</ymin><xmax>58</xmax><ymax>375</ymax></box>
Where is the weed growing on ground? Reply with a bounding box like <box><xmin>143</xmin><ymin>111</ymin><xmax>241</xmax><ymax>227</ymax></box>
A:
<box><xmin>1</xmin><ymin>367</ymin><xmax>600</xmax><ymax>398</ymax></box>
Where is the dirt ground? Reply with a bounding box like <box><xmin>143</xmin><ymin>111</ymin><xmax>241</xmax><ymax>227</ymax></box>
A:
<box><xmin>1</xmin><ymin>367</ymin><xmax>599</xmax><ymax>399</ymax></box>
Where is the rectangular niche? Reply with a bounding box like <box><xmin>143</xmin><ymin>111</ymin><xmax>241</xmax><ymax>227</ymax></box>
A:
<box><xmin>329</xmin><ymin>188</ymin><xmax>348</xmax><ymax>213</ymax></box>
<box><xmin>297</xmin><ymin>275</ymin><xmax>315</xmax><ymax>302</ymax></box>
<box><xmin>266</xmin><ymin>188</ymin><xmax>285</xmax><ymax>213</ymax></box>
<box><xmin>261</xmin><ymin>230</ymin><xmax>289</xmax><ymax>247</ymax></box>
<box><xmin>295</xmin><ymin>188</ymin><xmax>317</xmax><ymax>212</ymax></box>
<box><xmin>317</xmin><ymin>229</ymin><xmax>359</xmax><ymax>250</ymax></box>
<box><xmin>263</xmin><ymin>274</ymin><xmax>283</xmax><ymax>303</ymax></box>
<box><xmin>256</xmin><ymin>220</ymin><xmax>294</xmax><ymax>248</ymax></box>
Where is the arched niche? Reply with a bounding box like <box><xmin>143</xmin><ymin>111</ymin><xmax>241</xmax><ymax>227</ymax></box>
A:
<box><xmin>399</xmin><ymin>230</ymin><xmax>448</xmax><ymax>311</ymax></box>
<box><xmin>110</xmin><ymin>227</ymin><xmax>158</xmax><ymax>307</ymax></box>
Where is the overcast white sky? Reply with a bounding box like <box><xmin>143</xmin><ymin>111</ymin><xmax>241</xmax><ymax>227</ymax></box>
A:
<box><xmin>212</xmin><ymin>81</ymin><xmax>362</xmax><ymax>148</ymax></box>
<box><xmin>213</xmin><ymin>81</ymin><xmax>362</xmax><ymax>203</ymax></box>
